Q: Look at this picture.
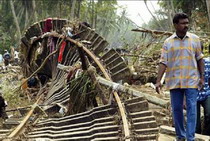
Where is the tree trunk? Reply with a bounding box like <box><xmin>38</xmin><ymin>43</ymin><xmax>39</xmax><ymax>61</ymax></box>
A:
<box><xmin>59</xmin><ymin>1</ymin><xmax>62</xmax><ymax>18</ymax></box>
<box><xmin>206</xmin><ymin>0</ymin><xmax>210</xmax><ymax>29</ymax></box>
<box><xmin>10</xmin><ymin>0</ymin><xmax>21</xmax><ymax>41</ymax></box>
<box><xmin>170</xmin><ymin>0</ymin><xmax>175</xmax><ymax>16</ymax></box>
<box><xmin>24</xmin><ymin>9</ymin><xmax>29</xmax><ymax>29</ymax></box>
<box><xmin>95</xmin><ymin>1</ymin><xmax>101</xmax><ymax>29</ymax></box>
<box><xmin>76</xmin><ymin>0</ymin><xmax>82</xmax><ymax>18</ymax></box>
<box><xmin>167</xmin><ymin>0</ymin><xmax>173</xmax><ymax>31</ymax></box>
<box><xmin>144</xmin><ymin>0</ymin><xmax>164</xmax><ymax>30</ymax></box>
<box><xmin>70</xmin><ymin>0</ymin><xmax>76</xmax><ymax>19</ymax></box>
<box><xmin>32</xmin><ymin>0</ymin><xmax>38</xmax><ymax>22</ymax></box>
<box><xmin>91</xmin><ymin>0</ymin><xmax>95</xmax><ymax>28</ymax></box>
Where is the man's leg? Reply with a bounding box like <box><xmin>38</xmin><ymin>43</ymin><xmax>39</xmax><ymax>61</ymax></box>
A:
<box><xmin>203</xmin><ymin>96</ymin><xmax>210</xmax><ymax>136</ymax></box>
<box><xmin>170</xmin><ymin>89</ymin><xmax>186</xmax><ymax>139</ymax></box>
<box><xmin>185</xmin><ymin>89</ymin><xmax>198</xmax><ymax>141</ymax></box>
<box><xmin>195</xmin><ymin>101</ymin><xmax>202</xmax><ymax>134</ymax></box>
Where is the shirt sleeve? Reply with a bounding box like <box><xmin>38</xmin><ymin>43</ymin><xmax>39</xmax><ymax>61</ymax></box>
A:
<box><xmin>195</xmin><ymin>39</ymin><xmax>204</xmax><ymax>61</ymax></box>
<box><xmin>159</xmin><ymin>41</ymin><xmax>168</xmax><ymax>65</ymax></box>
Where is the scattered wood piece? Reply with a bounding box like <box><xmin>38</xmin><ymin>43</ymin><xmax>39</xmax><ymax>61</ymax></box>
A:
<box><xmin>8</xmin><ymin>96</ymin><xmax>42</xmax><ymax>138</ymax></box>
<box><xmin>160</xmin><ymin>125</ymin><xmax>210</xmax><ymax>141</ymax></box>
<box><xmin>6</xmin><ymin>106</ymin><xmax>31</xmax><ymax>113</ymax></box>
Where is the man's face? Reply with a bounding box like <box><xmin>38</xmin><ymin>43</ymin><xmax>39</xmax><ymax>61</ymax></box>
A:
<box><xmin>174</xmin><ymin>18</ymin><xmax>189</xmax><ymax>34</ymax></box>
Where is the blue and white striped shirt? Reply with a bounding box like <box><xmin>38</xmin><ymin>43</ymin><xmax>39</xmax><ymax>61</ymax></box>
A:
<box><xmin>197</xmin><ymin>57</ymin><xmax>210</xmax><ymax>101</ymax></box>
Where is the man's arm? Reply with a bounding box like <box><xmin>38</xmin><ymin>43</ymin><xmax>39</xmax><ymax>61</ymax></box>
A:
<box><xmin>197</xmin><ymin>58</ymin><xmax>205</xmax><ymax>89</ymax></box>
<box><xmin>155</xmin><ymin>63</ymin><xmax>167</xmax><ymax>94</ymax></box>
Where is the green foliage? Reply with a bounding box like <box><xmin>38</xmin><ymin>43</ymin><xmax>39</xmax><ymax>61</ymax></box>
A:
<box><xmin>153</xmin><ymin>0</ymin><xmax>209</xmax><ymax>32</ymax></box>
<box><xmin>0</xmin><ymin>1</ymin><xmax>14</xmax><ymax>53</ymax></box>
<box><xmin>67</xmin><ymin>72</ymin><xmax>97</xmax><ymax>115</ymax></box>
<box><xmin>0</xmin><ymin>27</ymin><xmax>12</xmax><ymax>54</ymax></box>
<box><xmin>0</xmin><ymin>0</ymin><xmax>141</xmax><ymax>53</ymax></box>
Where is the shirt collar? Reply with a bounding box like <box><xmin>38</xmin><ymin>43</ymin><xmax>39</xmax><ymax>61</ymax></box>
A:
<box><xmin>172</xmin><ymin>32</ymin><xmax>190</xmax><ymax>40</ymax></box>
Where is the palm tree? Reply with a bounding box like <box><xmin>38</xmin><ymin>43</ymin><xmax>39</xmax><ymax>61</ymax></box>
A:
<box><xmin>32</xmin><ymin>0</ymin><xmax>38</xmax><ymax>22</ymax></box>
<box><xmin>9</xmin><ymin>0</ymin><xmax>21</xmax><ymax>41</ymax></box>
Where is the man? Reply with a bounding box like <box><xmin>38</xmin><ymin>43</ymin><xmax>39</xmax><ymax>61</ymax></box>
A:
<box><xmin>155</xmin><ymin>13</ymin><xmax>204</xmax><ymax>141</ymax></box>
<box><xmin>196</xmin><ymin>57</ymin><xmax>210</xmax><ymax>136</ymax></box>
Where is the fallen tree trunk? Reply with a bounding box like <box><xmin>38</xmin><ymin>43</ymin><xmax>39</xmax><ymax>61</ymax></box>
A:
<box><xmin>96</xmin><ymin>76</ymin><xmax>169</xmax><ymax>108</ymax></box>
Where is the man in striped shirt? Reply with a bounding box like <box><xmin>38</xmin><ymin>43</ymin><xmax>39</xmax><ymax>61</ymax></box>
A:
<box><xmin>196</xmin><ymin>57</ymin><xmax>210</xmax><ymax>136</ymax></box>
<box><xmin>155</xmin><ymin>13</ymin><xmax>204</xmax><ymax>141</ymax></box>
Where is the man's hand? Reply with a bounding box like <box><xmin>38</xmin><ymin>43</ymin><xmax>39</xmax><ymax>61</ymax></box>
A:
<box><xmin>199</xmin><ymin>77</ymin><xmax>205</xmax><ymax>90</ymax></box>
<box><xmin>155</xmin><ymin>82</ymin><xmax>162</xmax><ymax>94</ymax></box>
<box><xmin>155</xmin><ymin>63</ymin><xmax>166</xmax><ymax>94</ymax></box>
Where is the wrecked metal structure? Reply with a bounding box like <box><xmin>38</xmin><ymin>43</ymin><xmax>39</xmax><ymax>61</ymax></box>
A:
<box><xmin>2</xmin><ymin>19</ymin><xmax>159</xmax><ymax>141</ymax></box>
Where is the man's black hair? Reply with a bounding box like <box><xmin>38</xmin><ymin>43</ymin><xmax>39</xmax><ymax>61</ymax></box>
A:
<box><xmin>173</xmin><ymin>13</ymin><xmax>189</xmax><ymax>24</ymax></box>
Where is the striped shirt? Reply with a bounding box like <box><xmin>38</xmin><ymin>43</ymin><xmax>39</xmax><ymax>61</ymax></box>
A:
<box><xmin>160</xmin><ymin>32</ymin><xmax>204</xmax><ymax>90</ymax></box>
<box><xmin>197</xmin><ymin>57</ymin><xmax>210</xmax><ymax>101</ymax></box>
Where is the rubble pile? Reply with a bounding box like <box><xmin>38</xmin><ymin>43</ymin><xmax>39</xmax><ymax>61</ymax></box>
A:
<box><xmin>0</xmin><ymin>64</ymin><xmax>32</xmax><ymax>116</ymax></box>
<box><xmin>132</xmin><ymin>50</ymin><xmax>161</xmax><ymax>85</ymax></box>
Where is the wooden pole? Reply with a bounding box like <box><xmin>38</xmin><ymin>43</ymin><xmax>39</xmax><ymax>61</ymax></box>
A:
<box><xmin>96</xmin><ymin>76</ymin><xmax>169</xmax><ymax>108</ymax></box>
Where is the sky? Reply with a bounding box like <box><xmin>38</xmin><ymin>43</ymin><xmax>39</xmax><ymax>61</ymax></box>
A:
<box><xmin>117</xmin><ymin>0</ymin><xmax>160</xmax><ymax>26</ymax></box>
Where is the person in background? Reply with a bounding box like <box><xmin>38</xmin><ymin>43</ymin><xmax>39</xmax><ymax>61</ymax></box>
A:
<box><xmin>0</xmin><ymin>92</ymin><xmax>8</xmax><ymax>119</ymax></box>
<box><xmin>3</xmin><ymin>50</ymin><xmax>11</xmax><ymax>66</ymax></box>
<box><xmin>155</xmin><ymin>13</ymin><xmax>204</xmax><ymax>141</ymax></box>
<box><xmin>14</xmin><ymin>50</ymin><xmax>19</xmax><ymax>65</ymax></box>
<box><xmin>196</xmin><ymin>57</ymin><xmax>210</xmax><ymax>136</ymax></box>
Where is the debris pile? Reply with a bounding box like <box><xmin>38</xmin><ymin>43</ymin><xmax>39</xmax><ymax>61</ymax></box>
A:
<box><xmin>131</xmin><ymin>50</ymin><xmax>161</xmax><ymax>85</ymax></box>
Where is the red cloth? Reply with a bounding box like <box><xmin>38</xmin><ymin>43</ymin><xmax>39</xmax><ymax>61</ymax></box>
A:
<box><xmin>58</xmin><ymin>41</ymin><xmax>66</xmax><ymax>63</ymax></box>
<box><xmin>43</xmin><ymin>18</ymin><xmax>52</xmax><ymax>33</ymax></box>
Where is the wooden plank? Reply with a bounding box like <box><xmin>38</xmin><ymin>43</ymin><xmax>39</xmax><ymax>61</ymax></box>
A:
<box><xmin>160</xmin><ymin>125</ymin><xmax>210</xmax><ymax>141</ymax></box>
<box><xmin>158</xmin><ymin>133</ymin><xmax>175</xmax><ymax>141</ymax></box>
